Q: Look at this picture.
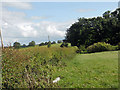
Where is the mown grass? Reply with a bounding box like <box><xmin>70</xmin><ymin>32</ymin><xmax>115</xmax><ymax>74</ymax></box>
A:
<box><xmin>2</xmin><ymin>43</ymin><xmax>118</xmax><ymax>88</ymax></box>
<box><xmin>52</xmin><ymin>51</ymin><xmax>118</xmax><ymax>88</ymax></box>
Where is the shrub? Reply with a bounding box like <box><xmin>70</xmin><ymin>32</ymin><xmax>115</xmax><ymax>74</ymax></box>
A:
<box><xmin>112</xmin><ymin>45</ymin><xmax>119</xmax><ymax>50</ymax></box>
<box><xmin>76</xmin><ymin>45</ymin><xmax>87</xmax><ymax>54</ymax></box>
<box><xmin>60</xmin><ymin>43</ymin><xmax>68</xmax><ymax>48</ymax></box>
<box><xmin>57</xmin><ymin>40</ymin><xmax>62</xmax><ymax>43</ymax></box>
<box><xmin>78</xmin><ymin>45</ymin><xmax>86</xmax><ymax>51</ymax></box>
<box><xmin>87</xmin><ymin>42</ymin><xmax>115</xmax><ymax>53</ymax></box>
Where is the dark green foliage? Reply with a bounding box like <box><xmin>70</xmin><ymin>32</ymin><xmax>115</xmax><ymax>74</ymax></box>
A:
<box><xmin>76</xmin><ymin>45</ymin><xmax>87</xmax><ymax>54</ymax></box>
<box><xmin>103</xmin><ymin>11</ymin><xmax>111</xmax><ymax>19</ymax></box>
<box><xmin>21</xmin><ymin>44</ymin><xmax>26</xmax><ymax>48</ymax></box>
<box><xmin>39</xmin><ymin>41</ymin><xmax>56</xmax><ymax>46</ymax></box>
<box><xmin>57</xmin><ymin>40</ymin><xmax>62</xmax><ymax>43</ymax></box>
<box><xmin>45</xmin><ymin>42</ymin><xmax>48</xmax><ymax>45</ymax></box>
<box><xmin>87</xmin><ymin>42</ymin><xmax>115</xmax><ymax>53</ymax></box>
<box><xmin>47</xmin><ymin>41</ymin><xmax>51</xmax><ymax>48</ymax></box>
<box><xmin>51</xmin><ymin>41</ymin><xmax>56</xmax><ymax>44</ymax></box>
<box><xmin>76</xmin><ymin>49</ymin><xmax>85</xmax><ymax>54</ymax></box>
<box><xmin>13</xmin><ymin>42</ymin><xmax>21</xmax><ymax>49</ymax></box>
<box><xmin>39</xmin><ymin>42</ymin><xmax>45</xmax><ymax>46</ymax></box>
<box><xmin>78</xmin><ymin>45</ymin><xmax>86</xmax><ymax>51</ymax></box>
<box><xmin>28</xmin><ymin>41</ymin><xmax>35</xmax><ymax>47</ymax></box>
<box><xmin>60</xmin><ymin>43</ymin><xmax>68</xmax><ymax>48</ymax></box>
<box><xmin>118</xmin><ymin>42</ymin><xmax>120</xmax><ymax>50</ymax></box>
<box><xmin>65</xmin><ymin>8</ymin><xmax>120</xmax><ymax>47</ymax></box>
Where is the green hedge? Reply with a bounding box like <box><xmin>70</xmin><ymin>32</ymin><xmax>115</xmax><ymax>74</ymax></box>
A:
<box><xmin>87</xmin><ymin>42</ymin><xmax>117</xmax><ymax>53</ymax></box>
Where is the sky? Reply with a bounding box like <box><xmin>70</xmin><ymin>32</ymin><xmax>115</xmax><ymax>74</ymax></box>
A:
<box><xmin>0</xmin><ymin>1</ymin><xmax>119</xmax><ymax>46</ymax></box>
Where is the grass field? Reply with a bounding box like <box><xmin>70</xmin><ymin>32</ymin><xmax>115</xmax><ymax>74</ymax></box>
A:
<box><xmin>2</xmin><ymin>44</ymin><xmax>118</xmax><ymax>88</ymax></box>
<box><xmin>53</xmin><ymin>51</ymin><xmax>118</xmax><ymax>88</ymax></box>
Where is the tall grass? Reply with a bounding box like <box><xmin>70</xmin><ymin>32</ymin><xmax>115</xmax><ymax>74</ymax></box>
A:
<box><xmin>2</xmin><ymin>46</ymin><xmax>77</xmax><ymax>88</ymax></box>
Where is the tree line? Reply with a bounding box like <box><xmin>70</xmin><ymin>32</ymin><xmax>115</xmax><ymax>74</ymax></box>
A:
<box><xmin>13</xmin><ymin>40</ymin><xmax>63</xmax><ymax>49</ymax></box>
<box><xmin>65</xmin><ymin>8</ymin><xmax>120</xmax><ymax>48</ymax></box>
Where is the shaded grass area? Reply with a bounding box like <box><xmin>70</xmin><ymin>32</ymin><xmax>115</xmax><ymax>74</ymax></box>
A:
<box><xmin>52</xmin><ymin>51</ymin><xmax>118</xmax><ymax>88</ymax></box>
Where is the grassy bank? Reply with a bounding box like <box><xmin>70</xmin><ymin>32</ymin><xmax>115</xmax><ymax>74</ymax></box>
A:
<box><xmin>2</xmin><ymin>45</ymin><xmax>77</xmax><ymax>88</ymax></box>
<box><xmin>2</xmin><ymin>44</ymin><xmax>118</xmax><ymax>88</ymax></box>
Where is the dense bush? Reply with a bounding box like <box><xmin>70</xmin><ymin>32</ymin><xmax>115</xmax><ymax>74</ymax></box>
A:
<box><xmin>13</xmin><ymin>42</ymin><xmax>21</xmax><ymax>49</ymax></box>
<box><xmin>87</xmin><ymin>42</ymin><xmax>116</xmax><ymax>53</ymax></box>
<box><xmin>76</xmin><ymin>45</ymin><xmax>87</xmax><ymax>54</ymax></box>
<box><xmin>60</xmin><ymin>43</ymin><xmax>68</xmax><ymax>48</ymax></box>
<box><xmin>57</xmin><ymin>40</ymin><xmax>62</xmax><ymax>43</ymax></box>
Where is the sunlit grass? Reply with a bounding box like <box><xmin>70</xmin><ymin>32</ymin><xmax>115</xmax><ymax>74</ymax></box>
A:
<box><xmin>2</xmin><ymin>43</ymin><xmax>118</xmax><ymax>88</ymax></box>
<box><xmin>52</xmin><ymin>51</ymin><xmax>118</xmax><ymax>88</ymax></box>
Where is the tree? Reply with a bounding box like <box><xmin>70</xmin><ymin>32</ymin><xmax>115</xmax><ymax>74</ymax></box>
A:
<box><xmin>103</xmin><ymin>11</ymin><xmax>111</xmax><ymax>19</ymax></box>
<box><xmin>39</xmin><ymin>42</ymin><xmax>45</xmax><ymax>46</ymax></box>
<box><xmin>47</xmin><ymin>41</ymin><xmax>51</xmax><ymax>48</ymax></box>
<box><xmin>28</xmin><ymin>41</ymin><xmax>35</xmax><ymax>47</ymax></box>
<box><xmin>13</xmin><ymin>42</ymin><xmax>21</xmax><ymax>49</ymax></box>
<box><xmin>65</xmin><ymin>8</ymin><xmax>120</xmax><ymax>47</ymax></box>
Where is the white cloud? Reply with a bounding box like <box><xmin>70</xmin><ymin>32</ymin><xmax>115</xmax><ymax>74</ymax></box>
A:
<box><xmin>47</xmin><ymin>25</ymin><xmax>65</xmax><ymax>37</ymax></box>
<box><xmin>1</xmin><ymin>1</ymin><xmax>77</xmax><ymax>45</ymax></box>
<box><xmin>1</xmin><ymin>7</ymin><xmax>75</xmax><ymax>45</ymax></box>
<box><xmin>17</xmin><ymin>23</ymin><xmax>38</xmax><ymax>37</ymax></box>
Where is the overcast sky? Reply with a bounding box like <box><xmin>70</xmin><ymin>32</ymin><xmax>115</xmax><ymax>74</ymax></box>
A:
<box><xmin>0</xmin><ymin>1</ymin><xmax>119</xmax><ymax>46</ymax></box>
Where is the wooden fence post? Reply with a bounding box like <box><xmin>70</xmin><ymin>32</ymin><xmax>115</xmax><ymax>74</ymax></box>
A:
<box><xmin>0</xmin><ymin>29</ymin><xmax>4</xmax><ymax>49</ymax></box>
